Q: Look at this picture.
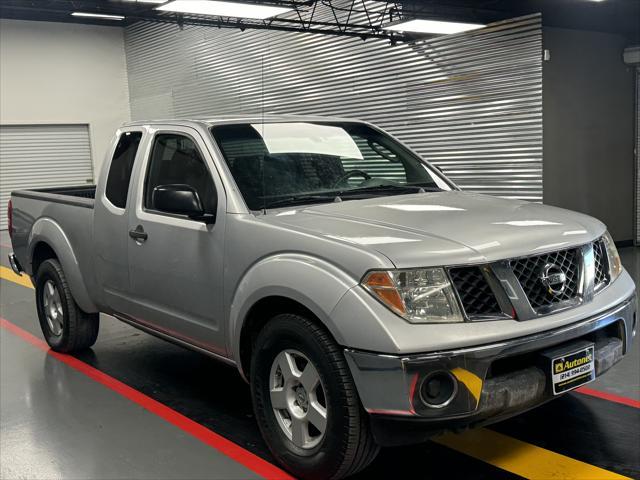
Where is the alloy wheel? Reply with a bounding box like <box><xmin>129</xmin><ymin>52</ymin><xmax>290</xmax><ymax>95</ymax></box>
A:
<box><xmin>42</xmin><ymin>280</ymin><xmax>64</xmax><ymax>336</ymax></box>
<box><xmin>269</xmin><ymin>349</ymin><xmax>328</xmax><ymax>450</ymax></box>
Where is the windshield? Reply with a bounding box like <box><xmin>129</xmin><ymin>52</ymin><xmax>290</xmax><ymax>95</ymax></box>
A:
<box><xmin>211</xmin><ymin>122</ymin><xmax>452</xmax><ymax>210</ymax></box>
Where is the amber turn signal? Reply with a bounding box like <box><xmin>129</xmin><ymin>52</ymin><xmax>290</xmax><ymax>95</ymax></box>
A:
<box><xmin>362</xmin><ymin>271</ymin><xmax>406</xmax><ymax>316</ymax></box>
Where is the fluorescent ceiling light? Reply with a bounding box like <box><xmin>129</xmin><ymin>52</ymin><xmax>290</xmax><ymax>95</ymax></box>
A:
<box><xmin>71</xmin><ymin>12</ymin><xmax>125</xmax><ymax>20</ymax></box>
<box><xmin>157</xmin><ymin>0</ymin><xmax>291</xmax><ymax>19</ymax></box>
<box><xmin>384</xmin><ymin>19</ymin><xmax>485</xmax><ymax>35</ymax></box>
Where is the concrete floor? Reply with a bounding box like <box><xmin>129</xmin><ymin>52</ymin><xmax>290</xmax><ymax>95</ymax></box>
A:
<box><xmin>589</xmin><ymin>246</ymin><xmax>640</xmax><ymax>400</ymax></box>
<box><xmin>1</xmin><ymin>229</ymin><xmax>639</xmax><ymax>479</ymax></box>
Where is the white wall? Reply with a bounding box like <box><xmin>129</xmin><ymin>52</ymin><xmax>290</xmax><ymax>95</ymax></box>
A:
<box><xmin>0</xmin><ymin>20</ymin><xmax>131</xmax><ymax>175</ymax></box>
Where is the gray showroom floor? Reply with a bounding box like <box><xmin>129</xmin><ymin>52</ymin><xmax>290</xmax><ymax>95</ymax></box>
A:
<box><xmin>1</xmin><ymin>230</ymin><xmax>639</xmax><ymax>479</ymax></box>
<box><xmin>590</xmin><ymin>246</ymin><xmax>640</xmax><ymax>399</ymax></box>
<box><xmin>0</xmin><ymin>323</ymin><xmax>262</xmax><ymax>480</ymax></box>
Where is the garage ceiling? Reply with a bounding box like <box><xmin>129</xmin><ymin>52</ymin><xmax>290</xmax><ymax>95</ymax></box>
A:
<box><xmin>0</xmin><ymin>0</ymin><xmax>638</xmax><ymax>42</ymax></box>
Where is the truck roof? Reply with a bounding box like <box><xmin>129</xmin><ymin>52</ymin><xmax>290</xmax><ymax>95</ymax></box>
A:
<box><xmin>123</xmin><ymin>114</ymin><xmax>363</xmax><ymax>128</ymax></box>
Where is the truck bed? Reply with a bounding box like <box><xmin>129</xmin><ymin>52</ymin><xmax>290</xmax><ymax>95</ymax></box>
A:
<box><xmin>10</xmin><ymin>184</ymin><xmax>97</xmax><ymax>286</ymax></box>
<box><xmin>12</xmin><ymin>185</ymin><xmax>96</xmax><ymax>209</ymax></box>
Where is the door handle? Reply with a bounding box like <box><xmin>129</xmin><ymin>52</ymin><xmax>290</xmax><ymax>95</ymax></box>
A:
<box><xmin>129</xmin><ymin>225</ymin><xmax>148</xmax><ymax>242</ymax></box>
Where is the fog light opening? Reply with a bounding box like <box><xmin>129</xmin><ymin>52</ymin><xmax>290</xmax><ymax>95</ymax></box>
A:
<box><xmin>419</xmin><ymin>371</ymin><xmax>458</xmax><ymax>408</ymax></box>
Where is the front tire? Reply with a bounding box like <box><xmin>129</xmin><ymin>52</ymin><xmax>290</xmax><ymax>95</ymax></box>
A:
<box><xmin>250</xmin><ymin>314</ymin><xmax>379</xmax><ymax>480</ymax></box>
<box><xmin>35</xmin><ymin>259</ymin><xmax>99</xmax><ymax>352</ymax></box>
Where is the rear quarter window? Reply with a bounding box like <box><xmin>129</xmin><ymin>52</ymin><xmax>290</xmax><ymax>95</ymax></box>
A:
<box><xmin>105</xmin><ymin>131</ymin><xmax>142</xmax><ymax>208</ymax></box>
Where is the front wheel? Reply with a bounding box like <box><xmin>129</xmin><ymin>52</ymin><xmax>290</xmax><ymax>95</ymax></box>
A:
<box><xmin>250</xmin><ymin>314</ymin><xmax>379</xmax><ymax>480</ymax></box>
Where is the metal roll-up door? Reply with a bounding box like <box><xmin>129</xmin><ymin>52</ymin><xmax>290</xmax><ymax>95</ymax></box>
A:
<box><xmin>0</xmin><ymin>124</ymin><xmax>94</xmax><ymax>230</ymax></box>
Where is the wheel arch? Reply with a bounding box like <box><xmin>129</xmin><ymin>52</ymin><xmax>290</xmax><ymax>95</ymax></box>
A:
<box><xmin>229</xmin><ymin>253</ymin><xmax>359</xmax><ymax>381</ymax></box>
<box><xmin>28</xmin><ymin>218</ymin><xmax>98</xmax><ymax>313</ymax></box>
<box><xmin>238</xmin><ymin>295</ymin><xmax>326</xmax><ymax>380</ymax></box>
<box><xmin>31</xmin><ymin>241</ymin><xmax>58</xmax><ymax>275</ymax></box>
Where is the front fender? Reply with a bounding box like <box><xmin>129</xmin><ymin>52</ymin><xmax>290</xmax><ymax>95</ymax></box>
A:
<box><xmin>228</xmin><ymin>253</ymin><xmax>358</xmax><ymax>373</ymax></box>
<box><xmin>28</xmin><ymin>218</ymin><xmax>98</xmax><ymax>313</ymax></box>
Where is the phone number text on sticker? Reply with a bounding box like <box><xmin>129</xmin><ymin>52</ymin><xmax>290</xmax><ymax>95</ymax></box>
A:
<box><xmin>551</xmin><ymin>345</ymin><xmax>595</xmax><ymax>395</ymax></box>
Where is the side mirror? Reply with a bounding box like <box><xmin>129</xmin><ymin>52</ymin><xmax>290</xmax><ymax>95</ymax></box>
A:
<box><xmin>152</xmin><ymin>184</ymin><xmax>215</xmax><ymax>223</ymax></box>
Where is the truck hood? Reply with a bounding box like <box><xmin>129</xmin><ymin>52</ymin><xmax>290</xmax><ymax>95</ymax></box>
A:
<box><xmin>265</xmin><ymin>191</ymin><xmax>606</xmax><ymax>268</ymax></box>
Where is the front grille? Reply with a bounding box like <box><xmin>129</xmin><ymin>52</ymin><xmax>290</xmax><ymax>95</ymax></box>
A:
<box><xmin>449</xmin><ymin>267</ymin><xmax>502</xmax><ymax>318</ymax></box>
<box><xmin>593</xmin><ymin>239</ymin><xmax>610</xmax><ymax>288</ymax></box>
<box><xmin>511</xmin><ymin>248</ymin><xmax>580</xmax><ymax>310</ymax></box>
<box><xmin>448</xmin><ymin>237</ymin><xmax>610</xmax><ymax>321</ymax></box>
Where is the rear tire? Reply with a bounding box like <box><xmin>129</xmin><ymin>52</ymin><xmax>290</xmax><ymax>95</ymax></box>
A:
<box><xmin>250</xmin><ymin>313</ymin><xmax>379</xmax><ymax>480</ymax></box>
<box><xmin>35</xmin><ymin>259</ymin><xmax>99</xmax><ymax>352</ymax></box>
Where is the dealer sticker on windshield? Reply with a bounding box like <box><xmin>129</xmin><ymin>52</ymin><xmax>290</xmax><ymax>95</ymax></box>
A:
<box><xmin>551</xmin><ymin>345</ymin><xmax>595</xmax><ymax>395</ymax></box>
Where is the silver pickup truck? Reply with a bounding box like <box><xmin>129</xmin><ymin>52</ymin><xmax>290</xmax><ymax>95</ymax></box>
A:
<box><xmin>8</xmin><ymin>116</ymin><xmax>637</xmax><ymax>479</ymax></box>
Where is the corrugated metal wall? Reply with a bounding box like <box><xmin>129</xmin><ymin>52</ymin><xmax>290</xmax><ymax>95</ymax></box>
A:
<box><xmin>0</xmin><ymin>124</ymin><xmax>94</xmax><ymax>229</ymax></box>
<box><xmin>125</xmin><ymin>12</ymin><xmax>542</xmax><ymax>201</ymax></box>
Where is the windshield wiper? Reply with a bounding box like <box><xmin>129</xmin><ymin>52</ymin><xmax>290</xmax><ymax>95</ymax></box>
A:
<box><xmin>338</xmin><ymin>184</ymin><xmax>441</xmax><ymax>197</ymax></box>
<box><xmin>262</xmin><ymin>193</ymin><xmax>339</xmax><ymax>209</ymax></box>
<box><xmin>261</xmin><ymin>184</ymin><xmax>441</xmax><ymax>210</ymax></box>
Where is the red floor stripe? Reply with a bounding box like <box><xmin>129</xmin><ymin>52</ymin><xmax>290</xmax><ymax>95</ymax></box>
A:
<box><xmin>0</xmin><ymin>317</ymin><xmax>294</xmax><ymax>480</ymax></box>
<box><xmin>576</xmin><ymin>386</ymin><xmax>640</xmax><ymax>409</ymax></box>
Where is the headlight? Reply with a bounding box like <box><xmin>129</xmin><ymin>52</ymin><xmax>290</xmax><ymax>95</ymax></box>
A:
<box><xmin>362</xmin><ymin>268</ymin><xmax>464</xmax><ymax>323</ymax></box>
<box><xmin>602</xmin><ymin>231</ymin><xmax>623</xmax><ymax>281</ymax></box>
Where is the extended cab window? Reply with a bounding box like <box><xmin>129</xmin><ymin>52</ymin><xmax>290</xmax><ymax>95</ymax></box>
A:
<box><xmin>144</xmin><ymin>133</ymin><xmax>217</xmax><ymax>214</ymax></box>
<box><xmin>105</xmin><ymin>131</ymin><xmax>142</xmax><ymax>208</ymax></box>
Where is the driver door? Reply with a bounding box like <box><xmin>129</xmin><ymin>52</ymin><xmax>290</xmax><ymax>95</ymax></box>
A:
<box><xmin>125</xmin><ymin>126</ymin><xmax>227</xmax><ymax>356</ymax></box>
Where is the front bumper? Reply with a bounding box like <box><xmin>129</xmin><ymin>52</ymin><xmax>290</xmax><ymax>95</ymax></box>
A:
<box><xmin>344</xmin><ymin>292</ymin><xmax>636</xmax><ymax>446</ymax></box>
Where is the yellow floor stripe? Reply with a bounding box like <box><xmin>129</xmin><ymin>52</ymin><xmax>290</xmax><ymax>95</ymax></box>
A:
<box><xmin>0</xmin><ymin>265</ymin><xmax>33</xmax><ymax>289</ymax></box>
<box><xmin>0</xmin><ymin>262</ymin><xmax>632</xmax><ymax>480</ymax></box>
<box><xmin>435</xmin><ymin>428</ymin><xmax>631</xmax><ymax>480</ymax></box>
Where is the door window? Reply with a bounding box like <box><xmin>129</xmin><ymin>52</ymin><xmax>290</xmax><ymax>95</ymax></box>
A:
<box><xmin>105</xmin><ymin>131</ymin><xmax>142</xmax><ymax>208</ymax></box>
<box><xmin>144</xmin><ymin>133</ymin><xmax>217</xmax><ymax>215</ymax></box>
